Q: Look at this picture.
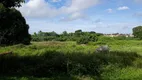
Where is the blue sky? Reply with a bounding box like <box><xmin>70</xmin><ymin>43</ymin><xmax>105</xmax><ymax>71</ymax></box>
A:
<box><xmin>17</xmin><ymin>0</ymin><xmax>142</xmax><ymax>34</ymax></box>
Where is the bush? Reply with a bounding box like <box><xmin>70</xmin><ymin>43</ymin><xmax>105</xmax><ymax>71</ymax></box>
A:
<box><xmin>76</xmin><ymin>34</ymin><xmax>98</xmax><ymax>44</ymax></box>
<box><xmin>76</xmin><ymin>36</ymin><xmax>89</xmax><ymax>44</ymax></box>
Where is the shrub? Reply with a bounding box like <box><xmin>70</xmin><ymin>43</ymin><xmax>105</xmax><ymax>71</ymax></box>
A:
<box><xmin>76</xmin><ymin>36</ymin><xmax>89</xmax><ymax>44</ymax></box>
<box><xmin>77</xmin><ymin>34</ymin><xmax>98</xmax><ymax>44</ymax></box>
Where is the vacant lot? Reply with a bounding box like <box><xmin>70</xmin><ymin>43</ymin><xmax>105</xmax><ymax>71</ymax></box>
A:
<box><xmin>0</xmin><ymin>40</ymin><xmax>142</xmax><ymax>80</ymax></box>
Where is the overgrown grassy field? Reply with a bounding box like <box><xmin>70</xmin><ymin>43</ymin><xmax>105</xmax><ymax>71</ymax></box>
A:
<box><xmin>0</xmin><ymin>40</ymin><xmax>142</xmax><ymax>80</ymax></box>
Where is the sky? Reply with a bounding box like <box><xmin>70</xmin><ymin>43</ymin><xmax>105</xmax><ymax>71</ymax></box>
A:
<box><xmin>17</xmin><ymin>0</ymin><xmax>142</xmax><ymax>34</ymax></box>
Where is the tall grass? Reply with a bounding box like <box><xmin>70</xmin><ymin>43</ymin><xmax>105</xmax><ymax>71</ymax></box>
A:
<box><xmin>0</xmin><ymin>41</ymin><xmax>142</xmax><ymax>80</ymax></box>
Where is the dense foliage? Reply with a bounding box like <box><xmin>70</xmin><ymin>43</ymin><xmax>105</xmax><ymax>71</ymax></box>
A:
<box><xmin>133</xmin><ymin>26</ymin><xmax>142</xmax><ymax>39</ymax></box>
<box><xmin>0</xmin><ymin>1</ymin><xmax>31</xmax><ymax>45</ymax></box>
<box><xmin>0</xmin><ymin>0</ymin><xmax>24</xmax><ymax>8</ymax></box>
<box><xmin>32</xmin><ymin>30</ymin><xmax>100</xmax><ymax>44</ymax></box>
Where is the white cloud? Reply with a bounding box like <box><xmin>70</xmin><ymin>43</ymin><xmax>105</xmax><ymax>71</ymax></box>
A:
<box><xmin>117</xmin><ymin>6</ymin><xmax>129</xmax><ymax>10</ymax></box>
<box><xmin>65</xmin><ymin>0</ymin><xmax>99</xmax><ymax>13</ymax></box>
<box><xmin>17</xmin><ymin>0</ymin><xmax>61</xmax><ymax>18</ymax></box>
<box><xmin>60</xmin><ymin>12</ymin><xmax>88</xmax><ymax>21</ymax></box>
<box><xmin>17</xmin><ymin>0</ymin><xmax>99</xmax><ymax>18</ymax></box>
<box><xmin>106</xmin><ymin>8</ymin><xmax>113</xmax><ymax>13</ymax></box>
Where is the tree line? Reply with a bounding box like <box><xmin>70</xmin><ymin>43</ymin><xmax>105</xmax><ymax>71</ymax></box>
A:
<box><xmin>32</xmin><ymin>30</ymin><xmax>103</xmax><ymax>44</ymax></box>
<box><xmin>31</xmin><ymin>25</ymin><xmax>142</xmax><ymax>44</ymax></box>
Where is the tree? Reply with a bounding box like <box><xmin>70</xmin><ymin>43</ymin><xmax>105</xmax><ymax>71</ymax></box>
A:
<box><xmin>62</xmin><ymin>31</ymin><xmax>68</xmax><ymax>36</ymax></box>
<box><xmin>0</xmin><ymin>4</ymin><xmax>31</xmax><ymax>45</ymax></box>
<box><xmin>38</xmin><ymin>31</ymin><xmax>44</xmax><ymax>36</ymax></box>
<box><xmin>75</xmin><ymin>29</ymin><xmax>82</xmax><ymax>37</ymax></box>
<box><xmin>33</xmin><ymin>32</ymin><xmax>37</xmax><ymax>37</ymax></box>
<box><xmin>49</xmin><ymin>31</ymin><xmax>58</xmax><ymax>36</ymax></box>
<box><xmin>0</xmin><ymin>0</ymin><xmax>24</xmax><ymax>8</ymax></box>
<box><xmin>77</xmin><ymin>36</ymin><xmax>89</xmax><ymax>44</ymax></box>
<box><xmin>133</xmin><ymin>26</ymin><xmax>142</xmax><ymax>39</ymax></box>
<box><xmin>75</xmin><ymin>29</ymin><xmax>82</xmax><ymax>33</ymax></box>
<box><xmin>76</xmin><ymin>33</ymin><xmax>98</xmax><ymax>44</ymax></box>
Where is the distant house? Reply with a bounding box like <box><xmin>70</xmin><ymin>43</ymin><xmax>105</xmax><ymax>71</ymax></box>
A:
<box><xmin>103</xmin><ymin>33</ymin><xmax>134</xmax><ymax>37</ymax></box>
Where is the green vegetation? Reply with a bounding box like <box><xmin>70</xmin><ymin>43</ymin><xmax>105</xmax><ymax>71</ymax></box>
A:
<box><xmin>0</xmin><ymin>0</ymin><xmax>142</xmax><ymax>79</ymax></box>
<box><xmin>0</xmin><ymin>40</ymin><xmax>142</xmax><ymax>80</ymax></box>
<box><xmin>32</xmin><ymin>30</ymin><xmax>101</xmax><ymax>44</ymax></box>
<box><xmin>0</xmin><ymin>0</ymin><xmax>31</xmax><ymax>45</ymax></box>
<box><xmin>0</xmin><ymin>1</ymin><xmax>141</xmax><ymax>79</ymax></box>
<box><xmin>0</xmin><ymin>0</ymin><xmax>24</xmax><ymax>8</ymax></box>
<box><xmin>133</xmin><ymin>26</ymin><xmax>142</xmax><ymax>39</ymax></box>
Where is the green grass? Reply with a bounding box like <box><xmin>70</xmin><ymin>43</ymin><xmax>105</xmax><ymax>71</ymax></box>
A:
<box><xmin>0</xmin><ymin>40</ymin><xmax>142</xmax><ymax>80</ymax></box>
<box><xmin>108</xmin><ymin>40</ymin><xmax>142</xmax><ymax>55</ymax></box>
<box><xmin>90</xmin><ymin>40</ymin><xmax>142</xmax><ymax>55</ymax></box>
